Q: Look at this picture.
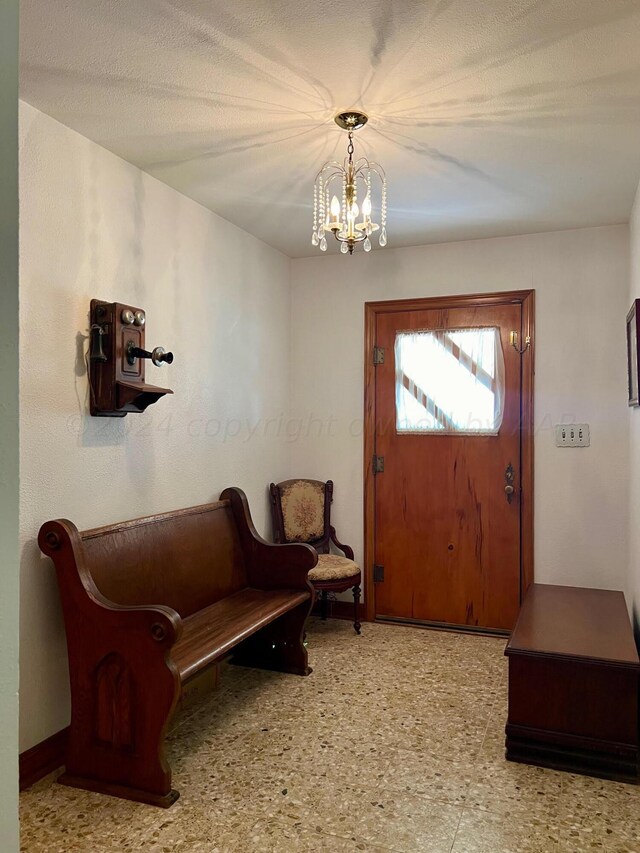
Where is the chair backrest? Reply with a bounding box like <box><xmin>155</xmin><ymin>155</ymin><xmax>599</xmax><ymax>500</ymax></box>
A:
<box><xmin>269</xmin><ymin>479</ymin><xmax>333</xmax><ymax>549</ymax></box>
<box><xmin>80</xmin><ymin>500</ymin><xmax>247</xmax><ymax>618</ymax></box>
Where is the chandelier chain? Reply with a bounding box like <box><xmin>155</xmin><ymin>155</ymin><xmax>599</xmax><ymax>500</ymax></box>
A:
<box><xmin>347</xmin><ymin>132</ymin><xmax>354</xmax><ymax>163</ymax></box>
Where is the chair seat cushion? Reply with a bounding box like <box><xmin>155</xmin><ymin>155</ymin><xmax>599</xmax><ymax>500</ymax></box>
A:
<box><xmin>309</xmin><ymin>554</ymin><xmax>360</xmax><ymax>583</ymax></box>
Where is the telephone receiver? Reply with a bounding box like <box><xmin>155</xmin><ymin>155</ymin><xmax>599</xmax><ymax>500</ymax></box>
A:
<box><xmin>89</xmin><ymin>324</ymin><xmax>107</xmax><ymax>363</ymax></box>
<box><xmin>126</xmin><ymin>343</ymin><xmax>174</xmax><ymax>367</ymax></box>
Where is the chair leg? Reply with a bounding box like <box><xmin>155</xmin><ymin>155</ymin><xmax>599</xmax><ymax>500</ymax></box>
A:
<box><xmin>320</xmin><ymin>589</ymin><xmax>329</xmax><ymax>621</ymax></box>
<box><xmin>353</xmin><ymin>585</ymin><xmax>361</xmax><ymax>635</ymax></box>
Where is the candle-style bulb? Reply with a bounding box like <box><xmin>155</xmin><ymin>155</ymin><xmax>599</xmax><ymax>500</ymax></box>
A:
<box><xmin>362</xmin><ymin>195</ymin><xmax>372</xmax><ymax>217</ymax></box>
<box><xmin>330</xmin><ymin>195</ymin><xmax>341</xmax><ymax>217</ymax></box>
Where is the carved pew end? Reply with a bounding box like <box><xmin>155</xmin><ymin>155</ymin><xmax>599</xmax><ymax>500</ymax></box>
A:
<box><xmin>58</xmin><ymin>773</ymin><xmax>180</xmax><ymax>809</ymax></box>
<box><xmin>38</xmin><ymin>488</ymin><xmax>316</xmax><ymax>807</ymax></box>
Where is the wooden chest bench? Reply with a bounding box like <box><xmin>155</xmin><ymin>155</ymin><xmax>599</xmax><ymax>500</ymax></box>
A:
<box><xmin>38</xmin><ymin>487</ymin><xmax>317</xmax><ymax>807</ymax></box>
<box><xmin>505</xmin><ymin>583</ymin><xmax>640</xmax><ymax>782</ymax></box>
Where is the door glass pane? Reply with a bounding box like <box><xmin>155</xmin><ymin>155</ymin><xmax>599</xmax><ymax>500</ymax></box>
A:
<box><xmin>395</xmin><ymin>327</ymin><xmax>505</xmax><ymax>434</ymax></box>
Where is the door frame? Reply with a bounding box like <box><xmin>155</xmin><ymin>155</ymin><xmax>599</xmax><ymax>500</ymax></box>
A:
<box><xmin>363</xmin><ymin>289</ymin><xmax>535</xmax><ymax>624</ymax></box>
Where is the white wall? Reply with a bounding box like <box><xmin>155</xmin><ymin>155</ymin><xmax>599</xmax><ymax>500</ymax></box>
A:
<box><xmin>0</xmin><ymin>0</ymin><xmax>20</xmax><ymax>849</ymax></box>
<box><xmin>17</xmin><ymin>99</ymin><xmax>637</xmax><ymax>761</ymax></box>
<box><xmin>628</xmin><ymin>182</ymin><xmax>640</xmax><ymax>631</ymax></box>
<box><xmin>19</xmin><ymin>103</ymin><xmax>292</xmax><ymax>751</ymax></box>
<box><xmin>291</xmin><ymin>226</ymin><xmax>630</xmax><ymax>604</ymax></box>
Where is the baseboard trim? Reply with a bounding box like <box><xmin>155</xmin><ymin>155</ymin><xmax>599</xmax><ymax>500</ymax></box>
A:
<box><xmin>375</xmin><ymin>615</ymin><xmax>510</xmax><ymax>638</ymax></box>
<box><xmin>506</xmin><ymin>728</ymin><xmax>639</xmax><ymax>784</ymax></box>
<box><xmin>19</xmin><ymin>726</ymin><xmax>68</xmax><ymax>791</ymax></box>
<box><xmin>311</xmin><ymin>598</ymin><xmax>369</xmax><ymax>622</ymax></box>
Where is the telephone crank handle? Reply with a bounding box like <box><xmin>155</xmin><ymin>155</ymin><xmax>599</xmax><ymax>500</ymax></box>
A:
<box><xmin>127</xmin><ymin>344</ymin><xmax>174</xmax><ymax>367</ymax></box>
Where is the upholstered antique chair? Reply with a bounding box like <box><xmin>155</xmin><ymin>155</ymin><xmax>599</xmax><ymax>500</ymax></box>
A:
<box><xmin>269</xmin><ymin>479</ymin><xmax>361</xmax><ymax>634</ymax></box>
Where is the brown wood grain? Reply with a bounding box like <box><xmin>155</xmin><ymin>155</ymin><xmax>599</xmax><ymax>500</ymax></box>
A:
<box><xmin>520</xmin><ymin>292</ymin><xmax>535</xmax><ymax>593</ymax></box>
<box><xmin>375</xmin><ymin>301</ymin><xmax>521</xmax><ymax>629</ymax></box>
<box><xmin>506</xmin><ymin>583</ymin><xmax>640</xmax><ymax>782</ymax></box>
<box><xmin>173</xmin><ymin>588</ymin><xmax>310</xmax><ymax>681</ymax></box>
<box><xmin>89</xmin><ymin>299</ymin><xmax>172</xmax><ymax>416</ymax></box>
<box><xmin>38</xmin><ymin>487</ymin><xmax>314</xmax><ymax>807</ymax></box>
<box><xmin>82</xmin><ymin>501</ymin><xmax>247</xmax><ymax>618</ymax></box>
<box><xmin>364</xmin><ymin>291</ymin><xmax>534</xmax><ymax>631</ymax></box>
<box><xmin>19</xmin><ymin>727</ymin><xmax>69</xmax><ymax>790</ymax></box>
<box><xmin>364</xmin><ymin>303</ymin><xmax>377</xmax><ymax>622</ymax></box>
<box><xmin>506</xmin><ymin>584</ymin><xmax>639</xmax><ymax>666</ymax></box>
<box><xmin>365</xmin><ymin>291</ymin><xmax>535</xmax><ymax>314</ymax></box>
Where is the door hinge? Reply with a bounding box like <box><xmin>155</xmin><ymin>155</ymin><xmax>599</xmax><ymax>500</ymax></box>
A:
<box><xmin>373</xmin><ymin>564</ymin><xmax>385</xmax><ymax>583</ymax></box>
<box><xmin>373</xmin><ymin>346</ymin><xmax>385</xmax><ymax>365</ymax></box>
<box><xmin>373</xmin><ymin>455</ymin><xmax>385</xmax><ymax>474</ymax></box>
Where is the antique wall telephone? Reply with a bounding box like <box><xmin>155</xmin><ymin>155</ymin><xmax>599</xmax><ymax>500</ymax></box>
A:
<box><xmin>88</xmin><ymin>300</ymin><xmax>174</xmax><ymax>417</ymax></box>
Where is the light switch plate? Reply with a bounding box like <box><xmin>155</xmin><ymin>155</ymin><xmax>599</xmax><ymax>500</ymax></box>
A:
<box><xmin>555</xmin><ymin>424</ymin><xmax>590</xmax><ymax>447</ymax></box>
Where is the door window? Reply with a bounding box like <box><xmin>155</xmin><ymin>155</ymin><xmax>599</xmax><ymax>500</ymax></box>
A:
<box><xmin>394</xmin><ymin>327</ymin><xmax>505</xmax><ymax>434</ymax></box>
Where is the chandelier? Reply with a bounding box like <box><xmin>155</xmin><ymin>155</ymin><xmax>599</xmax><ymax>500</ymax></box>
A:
<box><xmin>312</xmin><ymin>111</ymin><xmax>387</xmax><ymax>255</ymax></box>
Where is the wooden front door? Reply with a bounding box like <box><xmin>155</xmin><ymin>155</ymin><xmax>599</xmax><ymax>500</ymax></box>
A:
<box><xmin>366</xmin><ymin>292</ymin><xmax>534</xmax><ymax>632</ymax></box>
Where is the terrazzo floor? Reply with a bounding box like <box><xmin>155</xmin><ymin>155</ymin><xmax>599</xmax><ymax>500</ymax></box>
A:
<box><xmin>20</xmin><ymin>618</ymin><xmax>640</xmax><ymax>852</ymax></box>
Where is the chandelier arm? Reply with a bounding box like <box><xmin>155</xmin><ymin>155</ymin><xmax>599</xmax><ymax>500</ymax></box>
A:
<box><xmin>334</xmin><ymin>230</ymin><xmax>366</xmax><ymax>243</ymax></box>
<box><xmin>366</xmin><ymin>162</ymin><xmax>387</xmax><ymax>180</ymax></box>
<box><xmin>315</xmin><ymin>161</ymin><xmax>344</xmax><ymax>180</ymax></box>
<box><xmin>353</xmin><ymin>158</ymin><xmax>371</xmax><ymax>173</ymax></box>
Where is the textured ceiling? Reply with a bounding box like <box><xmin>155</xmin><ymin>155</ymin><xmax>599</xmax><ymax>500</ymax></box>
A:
<box><xmin>20</xmin><ymin>0</ymin><xmax>640</xmax><ymax>258</ymax></box>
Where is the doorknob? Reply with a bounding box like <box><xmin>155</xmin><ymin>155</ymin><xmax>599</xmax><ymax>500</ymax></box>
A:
<box><xmin>504</xmin><ymin>463</ymin><xmax>515</xmax><ymax>504</ymax></box>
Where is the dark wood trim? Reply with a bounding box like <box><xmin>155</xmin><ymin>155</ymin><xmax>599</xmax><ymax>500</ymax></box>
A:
<box><xmin>363</xmin><ymin>290</ymin><xmax>535</xmax><ymax>623</ymax></box>
<box><xmin>506</xmin><ymin>584</ymin><xmax>639</xmax><ymax>783</ymax></box>
<box><xmin>364</xmin><ymin>290</ymin><xmax>535</xmax><ymax>315</ymax></box>
<box><xmin>19</xmin><ymin>727</ymin><xmax>68</xmax><ymax>790</ymax></box>
<box><xmin>311</xmin><ymin>573</ymin><xmax>361</xmax><ymax>593</ymax></box>
<box><xmin>376</xmin><ymin>615</ymin><xmax>510</xmax><ymax>638</ymax></box>
<box><xmin>59</xmin><ymin>772</ymin><xmax>180</xmax><ymax>808</ymax></box>
<box><xmin>506</xmin><ymin>724</ymin><xmax>639</xmax><ymax>783</ymax></box>
<box><xmin>312</xmin><ymin>597</ymin><xmax>370</xmax><ymax>622</ymax></box>
<box><xmin>363</xmin><ymin>303</ymin><xmax>377</xmax><ymax>622</ymax></box>
<box><xmin>520</xmin><ymin>291</ymin><xmax>535</xmax><ymax>594</ymax></box>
